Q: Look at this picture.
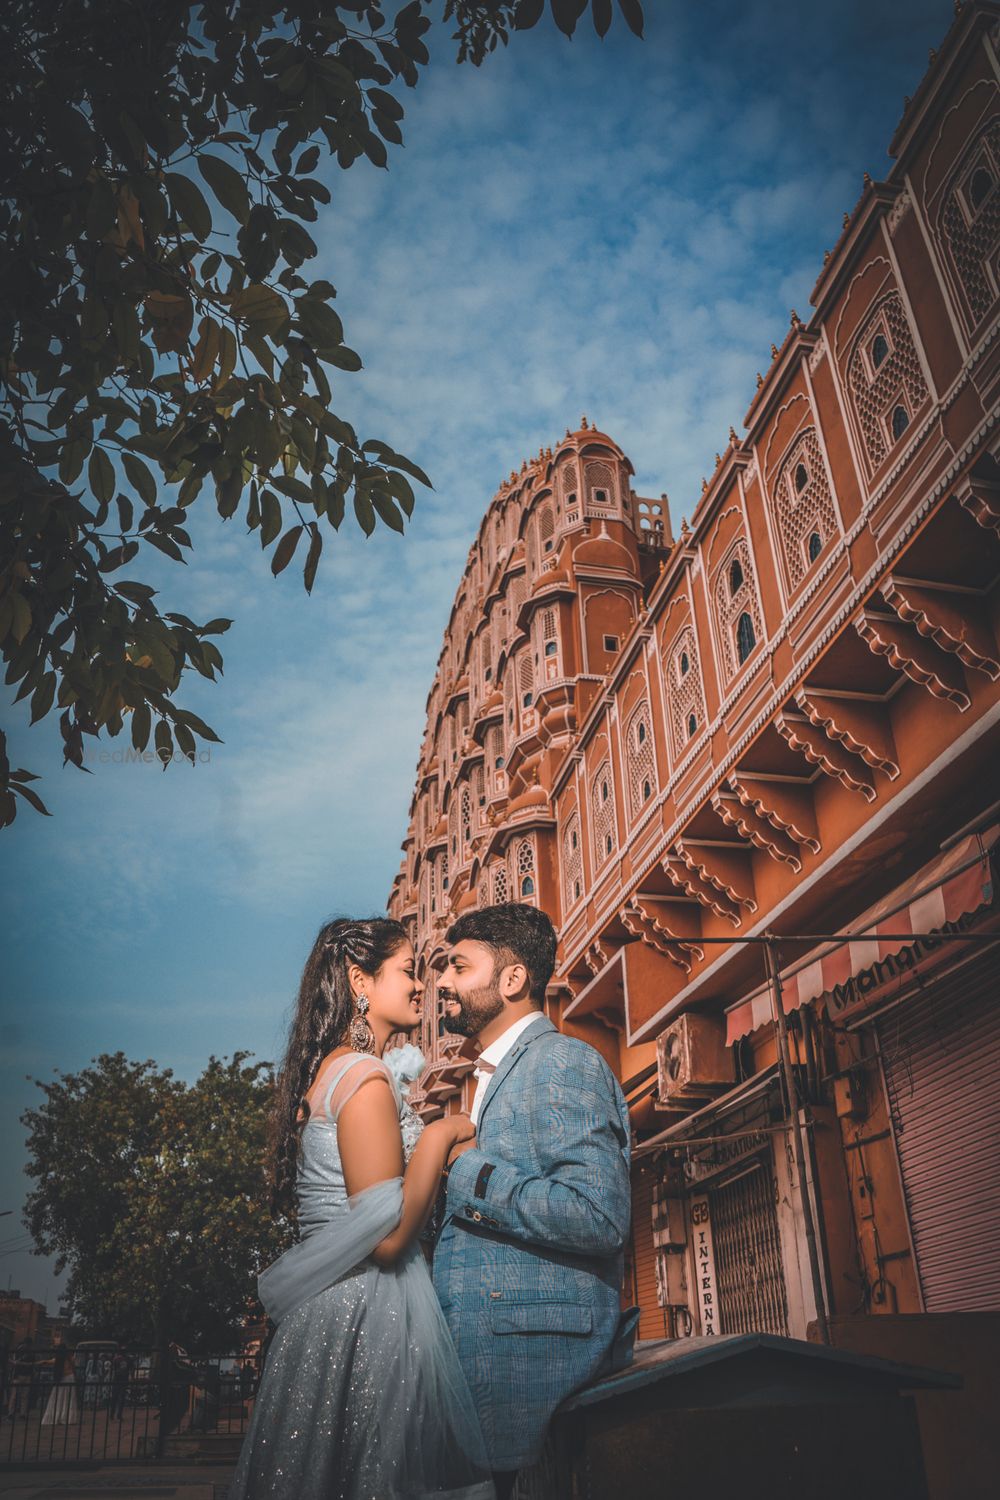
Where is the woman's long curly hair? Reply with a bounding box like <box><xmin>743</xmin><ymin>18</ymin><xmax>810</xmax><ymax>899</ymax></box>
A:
<box><xmin>269</xmin><ymin>915</ymin><xmax>408</xmax><ymax>1220</ymax></box>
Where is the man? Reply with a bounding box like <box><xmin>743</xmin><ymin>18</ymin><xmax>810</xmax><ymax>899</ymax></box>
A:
<box><xmin>433</xmin><ymin>903</ymin><xmax>635</xmax><ymax>1499</ymax></box>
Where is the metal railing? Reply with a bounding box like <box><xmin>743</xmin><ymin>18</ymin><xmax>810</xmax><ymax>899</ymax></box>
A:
<box><xmin>0</xmin><ymin>1345</ymin><xmax>261</xmax><ymax>1466</ymax></box>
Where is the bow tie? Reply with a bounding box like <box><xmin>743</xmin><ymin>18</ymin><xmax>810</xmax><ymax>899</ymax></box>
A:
<box><xmin>474</xmin><ymin>1057</ymin><xmax>496</xmax><ymax>1075</ymax></box>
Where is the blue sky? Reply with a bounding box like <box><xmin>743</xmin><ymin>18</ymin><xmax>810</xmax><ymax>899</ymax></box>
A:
<box><xmin>1</xmin><ymin>0</ymin><xmax>949</xmax><ymax>1303</ymax></box>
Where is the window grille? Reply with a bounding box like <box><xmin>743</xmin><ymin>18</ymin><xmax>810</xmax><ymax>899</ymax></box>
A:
<box><xmin>626</xmin><ymin>701</ymin><xmax>655</xmax><ymax>819</ymax></box>
<box><xmin>563</xmin><ymin>812</ymin><xmax>583</xmax><ymax>912</ymax></box>
<box><xmin>592</xmin><ymin>760</ymin><xmax>617</xmax><ymax>868</ymax></box>
<box><xmin>772</xmin><ymin>428</ymin><xmax>838</xmax><ymax>592</ymax></box>
<box><xmin>491</xmin><ymin>860</ymin><xmax>508</xmax><ymax>904</ymax></box>
<box><xmin>847</xmin><ymin>292</ymin><xmax>928</xmax><ymax>469</ymax></box>
<box><xmin>714</xmin><ymin>541</ymin><xmax>763</xmax><ymax>681</ymax></box>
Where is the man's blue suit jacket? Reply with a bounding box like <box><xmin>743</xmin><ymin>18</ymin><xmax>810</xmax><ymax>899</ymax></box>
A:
<box><xmin>432</xmin><ymin>1014</ymin><xmax>633</xmax><ymax>1471</ymax></box>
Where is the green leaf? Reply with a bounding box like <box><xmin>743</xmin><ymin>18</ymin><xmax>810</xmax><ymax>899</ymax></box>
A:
<box><xmin>88</xmin><ymin>448</ymin><xmax>115</xmax><ymax>506</ymax></box>
<box><xmin>260</xmin><ymin>489</ymin><xmax>282</xmax><ymax>546</ymax></box>
<box><xmin>13</xmin><ymin>782</ymin><xmax>50</xmax><ymax>817</ymax></box>
<box><xmin>9</xmin><ymin>592</ymin><xmax>32</xmax><ymax>645</ymax></box>
<box><xmin>197</xmin><ymin>153</ymin><xmax>251</xmax><ymax>225</ymax></box>
<box><xmin>353</xmin><ymin>493</ymin><xmax>375</xmax><ymax>537</ymax></box>
<box><xmin>390</xmin><ymin>451</ymin><xmax>432</xmax><ymax>488</ymax></box>
<box><xmin>122</xmin><ymin>451</ymin><xmax>157</xmax><ymax>506</ymax></box>
<box><xmin>230</xmin><ymin>284</ymin><xmax>288</xmax><ymax>334</ymax></box>
<box><xmin>386</xmin><ymin>469</ymin><xmax>415</xmax><ymax>518</ymax></box>
<box><xmin>130</xmin><ymin>702</ymin><xmax>151</xmax><ymax>750</ymax></box>
<box><xmin>323</xmin><ymin>345</ymin><xmax>362</xmax><ymax>372</ymax></box>
<box><xmin>201</xmin><ymin>618</ymin><xmax>233</xmax><ymax>634</ymax></box>
<box><xmin>165</xmin><ymin>172</ymin><xmax>213</xmax><ymax>239</ymax></box>
<box><xmin>617</xmin><ymin>0</ymin><xmax>644</xmax><ymax>37</ymax></box>
<box><xmin>372</xmin><ymin>493</ymin><xmax>405</xmax><ymax>534</ymax></box>
<box><xmin>29</xmin><ymin>671</ymin><xmax>57</xmax><ymax>725</ymax></box>
<box><xmin>154</xmin><ymin>718</ymin><xmax>174</xmax><ymax>767</ymax></box>
<box><xmin>115</xmin><ymin>581</ymin><xmax>157</xmax><ymax>605</ymax></box>
<box><xmin>296</xmin><ymin>299</ymin><xmax>344</xmax><ymax>351</ymax></box>
<box><xmin>303</xmin><ymin>525</ymin><xmax>323</xmax><ymax>593</ymax></box>
<box><xmin>271</xmin><ymin>524</ymin><xmax>303</xmax><ymax>576</ymax></box>
<box><xmin>174</xmin><ymin>708</ymin><xmax>222</xmax><ymax>743</ymax></box>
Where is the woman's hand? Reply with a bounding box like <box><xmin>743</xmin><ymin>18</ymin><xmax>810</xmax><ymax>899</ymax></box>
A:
<box><xmin>449</xmin><ymin>1111</ymin><xmax>476</xmax><ymax>1145</ymax></box>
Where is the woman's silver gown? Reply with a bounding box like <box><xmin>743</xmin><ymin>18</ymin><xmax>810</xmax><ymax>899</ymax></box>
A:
<box><xmin>229</xmin><ymin>1050</ymin><xmax>493</xmax><ymax>1500</ymax></box>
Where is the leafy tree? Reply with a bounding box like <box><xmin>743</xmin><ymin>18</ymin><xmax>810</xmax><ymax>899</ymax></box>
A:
<box><xmin>0</xmin><ymin>0</ymin><xmax>643</xmax><ymax>826</ymax></box>
<box><xmin>21</xmin><ymin>1051</ymin><xmax>289</xmax><ymax>1350</ymax></box>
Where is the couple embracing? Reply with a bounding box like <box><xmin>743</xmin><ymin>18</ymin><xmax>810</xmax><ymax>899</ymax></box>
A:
<box><xmin>231</xmin><ymin>903</ymin><xmax>634</xmax><ymax>1500</ymax></box>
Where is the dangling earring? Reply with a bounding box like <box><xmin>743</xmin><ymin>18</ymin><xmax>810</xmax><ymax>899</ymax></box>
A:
<box><xmin>349</xmin><ymin>993</ymin><xmax>376</xmax><ymax>1054</ymax></box>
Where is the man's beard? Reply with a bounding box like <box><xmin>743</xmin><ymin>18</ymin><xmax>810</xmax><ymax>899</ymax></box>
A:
<box><xmin>439</xmin><ymin>978</ymin><xmax>505</xmax><ymax>1038</ymax></box>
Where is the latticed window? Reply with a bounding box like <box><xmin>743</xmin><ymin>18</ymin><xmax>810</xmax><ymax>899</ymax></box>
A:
<box><xmin>509</xmin><ymin>573</ymin><xmax>527</xmax><ymax>623</ymax></box>
<box><xmin>440</xmin><ymin>848</ymin><xmax>449</xmax><ymax>894</ymax></box>
<box><xmin>518</xmin><ymin>653</ymin><xmax>533</xmax><ymax>711</ymax></box>
<box><xmin>846</xmin><ymin>293</ymin><xmax>928</xmax><ymax>471</ymax></box>
<box><xmin>667</xmin><ymin>624</ymin><xmax>706</xmax><ymax>758</ymax></box>
<box><xmin>515</xmin><ymin>837</ymin><xmax>536</xmax><ymax>900</ymax></box>
<box><xmin>538</xmin><ymin>504</ymin><xmax>555</xmax><ymax>557</ymax></box>
<box><xmin>491</xmin><ymin>859</ymin><xmax>509</xmax><ymax>904</ymax></box>
<box><xmin>715</xmin><ymin>539</ymin><xmax>763</xmax><ymax>681</ymax></box>
<box><xmin>626</xmin><ymin>701</ymin><xmax>655</xmax><ymax>820</ymax></box>
<box><xmin>562</xmin><ymin>812</ymin><xmax>583</xmax><ymax>912</ymax></box>
<box><xmin>477</xmin><ymin>870</ymin><xmax>489</xmax><ymax>907</ymax></box>
<box><xmin>585</xmin><ymin>460</ymin><xmax>615</xmax><ymax>506</ymax></box>
<box><xmin>591</xmin><ymin>759</ymin><xmax>617</xmax><ymax>867</ymax></box>
<box><xmin>772</xmin><ymin>428</ymin><xmax>839</xmax><ymax>592</ymax></box>
<box><xmin>460</xmin><ymin>785</ymin><xmax>472</xmax><ymax>859</ymax></box>
<box><xmin>541</xmin><ymin>607</ymin><xmax>559</xmax><ymax>670</ymax></box>
<box><xmin>941</xmin><ymin>121</ymin><xmax>1000</xmax><ymax>329</ymax></box>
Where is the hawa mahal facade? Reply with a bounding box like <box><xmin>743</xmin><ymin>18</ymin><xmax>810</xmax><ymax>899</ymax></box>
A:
<box><xmin>387</xmin><ymin>7</ymin><xmax>1000</xmax><ymax>1489</ymax></box>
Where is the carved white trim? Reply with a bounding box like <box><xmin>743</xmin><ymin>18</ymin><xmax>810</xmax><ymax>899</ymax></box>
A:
<box><xmin>887</xmin><ymin>190</ymin><xmax>913</xmax><ymax>234</ymax></box>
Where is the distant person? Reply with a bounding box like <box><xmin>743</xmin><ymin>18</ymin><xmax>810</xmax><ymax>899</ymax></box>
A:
<box><xmin>434</xmin><ymin>903</ymin><xmax>635</xmax><ymax>1500</ymax></box>
<box><xmin>229</xmin><ymin>917</ymin><xmax>493</xmax><ymax>1499</ymax></box>
<box><xmin>40</xmin><ymin>1339</ymin><xmax>79</xmax><ymax>1426</ymax></box>
<box><xmin>6</xmin><ymin>1338</ymin><xmax>34</xmax><ymax>1419</ymax></box>
<box><xmin>109</xmin><ymin>1351</ymin><xmax>130</xmax><ymax>1421</ymax></box>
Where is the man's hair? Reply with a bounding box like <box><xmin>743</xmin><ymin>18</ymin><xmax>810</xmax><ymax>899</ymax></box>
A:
<box><xmin>445</xmin><ymin>903</ymin><xmax>557</xmax><ymax>1005</ymax></box>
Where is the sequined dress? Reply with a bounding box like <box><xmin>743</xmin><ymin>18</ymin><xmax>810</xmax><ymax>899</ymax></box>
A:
<box><xmin>229</xmin><ymin>1051</ymin><xmax>494</xmax><ymax>1500</ymax></box>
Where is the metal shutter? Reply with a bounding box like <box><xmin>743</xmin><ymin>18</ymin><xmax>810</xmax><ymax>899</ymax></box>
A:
<box><xmin>877</xmin><ymin>948</ymin><xmax>1000</xmax><ymax>1312</ymax></box>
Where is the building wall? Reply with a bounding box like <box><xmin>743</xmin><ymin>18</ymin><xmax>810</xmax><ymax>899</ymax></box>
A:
<box><xmin>388</xmin><ymin>2</ymin><xmax>1000</xmax><ymax>1343</ymax></box>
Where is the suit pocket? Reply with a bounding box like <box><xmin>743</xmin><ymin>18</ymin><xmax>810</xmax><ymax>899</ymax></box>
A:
<box><xmin>488</xmin><ymin>1300</ymin><xmax>593</xmax><ymax>1335</ymax></box>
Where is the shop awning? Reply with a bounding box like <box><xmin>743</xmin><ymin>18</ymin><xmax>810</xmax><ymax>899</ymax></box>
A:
<box><xmin>724</xmin><ymin>825</ymin><xmax>998</xmax><ymax>1044</ymax></box>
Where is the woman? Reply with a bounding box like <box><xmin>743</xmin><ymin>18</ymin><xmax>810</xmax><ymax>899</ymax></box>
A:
<box><xmin>40</xmin><ymin>1339</ymin><xmax>78</xmax><ymax>1426</ymax></box>
<box><xmin>230</xmin><ymin>917</ymin><xmax>493</xmax><ymax>1500</ymax></box>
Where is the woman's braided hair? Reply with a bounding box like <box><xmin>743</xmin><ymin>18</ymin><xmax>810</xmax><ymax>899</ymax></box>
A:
<box><xmin>269</xmin><ymin>915</ymin><xmax>408</xmax><ymax>1220</ymax></box>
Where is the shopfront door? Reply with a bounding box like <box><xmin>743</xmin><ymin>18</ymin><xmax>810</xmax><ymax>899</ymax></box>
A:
<box><xmin>709</xmin><ymin>1161</ymin><xmax>790</xmax><ymax>1336</ymax></box>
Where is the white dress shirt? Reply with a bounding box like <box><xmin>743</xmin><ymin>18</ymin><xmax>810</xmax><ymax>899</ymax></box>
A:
<box><xmin>469</xmin><ymin>1011</ymin><xmax>542</xmax><ymax>1127</ymax></box>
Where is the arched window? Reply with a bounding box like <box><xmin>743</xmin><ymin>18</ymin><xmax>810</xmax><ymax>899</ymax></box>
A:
<box><xmin>728</xmin><ymin>557</ymin><xmax>744</xmax><ymax>595</ymax></box>
<box><xmin>515</xmin><ymin>839</ymin><xmax>535</xmax><ymax>903</ymax></box>
<box><xmin>891</xmin><ymin>405</ymin><xmax>910</xmax><ymax>440</ymax></box>
<box><xmin>687</xmin><ymin>712</ymin><xmax>697</xmax><ymax>738</ymax></box>
<box><xmin>807</xmin><ymin>531</ymin><xmax>822</xmax><ymax>562</ymax></box>
<box><xmin>969</xmin><ymin>165</ymin><xmax>994</xmax><ymax>212</ymax></box>
<box><xmin>522</xmin><ymin>692</ymin><xmax>533</xmax><ymax>708</ymax></box>
<box><xmin>592</xmin><ymin>760</ymin><xmax>616</xmax><ymax>867</ymax></box>
<box><xmin>563</xmin><ymin>812</ymin><xmax>583</xmax><ymax>911</ymax></box>
<box><xmin>680</xmin><ymin>651</ymin><xmax>689</xmax><ymax>676</ymax></box>
<box><xmin>626</xmin><ymin>702</ymin><xmax>655</xmax><ymax>819</ymax></box>
<box><xmin>736</xmin><ymin>611</ymin><xmax>756</xmax><ymax>664</ymax></box>
<box><xmin>544</xmin><ymin>640</ymin><xmax>557</xmax><ymax>657</ymax></box>
<box><xmin>495</xmin><ymin>755</ymin><xmax>504</xmax><ymax>769</ymax></box>
<box><xmin>871</xmin><ymin>333</ymin><xmax>889</xmax><ymax>369</ymax></box>
<box><xmin>794</xmin><ymin>462</ymin><xmax>808</xmax><ymax>492</ymax></box>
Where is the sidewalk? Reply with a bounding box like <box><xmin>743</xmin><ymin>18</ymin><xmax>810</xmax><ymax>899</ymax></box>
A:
<box><xmin>0</xmin><ymin>1465</ymin><xmax>232</xmax><ymax>1499</ymax></box>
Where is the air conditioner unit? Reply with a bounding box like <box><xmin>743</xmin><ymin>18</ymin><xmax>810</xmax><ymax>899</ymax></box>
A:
<box><xmin>655</xmin><ymin>1248</ymin><xmax>688</xmax><ymax>1308</ymax></box>
<box><xmin>650</xmin><ymin>1185</ymin><xmax>686</xmax><ymax>1248</ymax></box>
<box><xmin>657</xmin><ymin>1013</ymin><xmax>733</xmax><ymax>1104</ymax></box>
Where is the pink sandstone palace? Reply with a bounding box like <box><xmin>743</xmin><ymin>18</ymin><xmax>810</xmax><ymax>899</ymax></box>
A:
<box><xmin>387</xmin><ymin>5</ymin><xmax>1000</xmax><ymax>1483</ymax></box>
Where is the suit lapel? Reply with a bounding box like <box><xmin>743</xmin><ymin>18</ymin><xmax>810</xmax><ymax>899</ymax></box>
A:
<box><xmin>476</xmin><ymin>1013</ymin><xmax>554</xmax><ymax>1131</ymax></box>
